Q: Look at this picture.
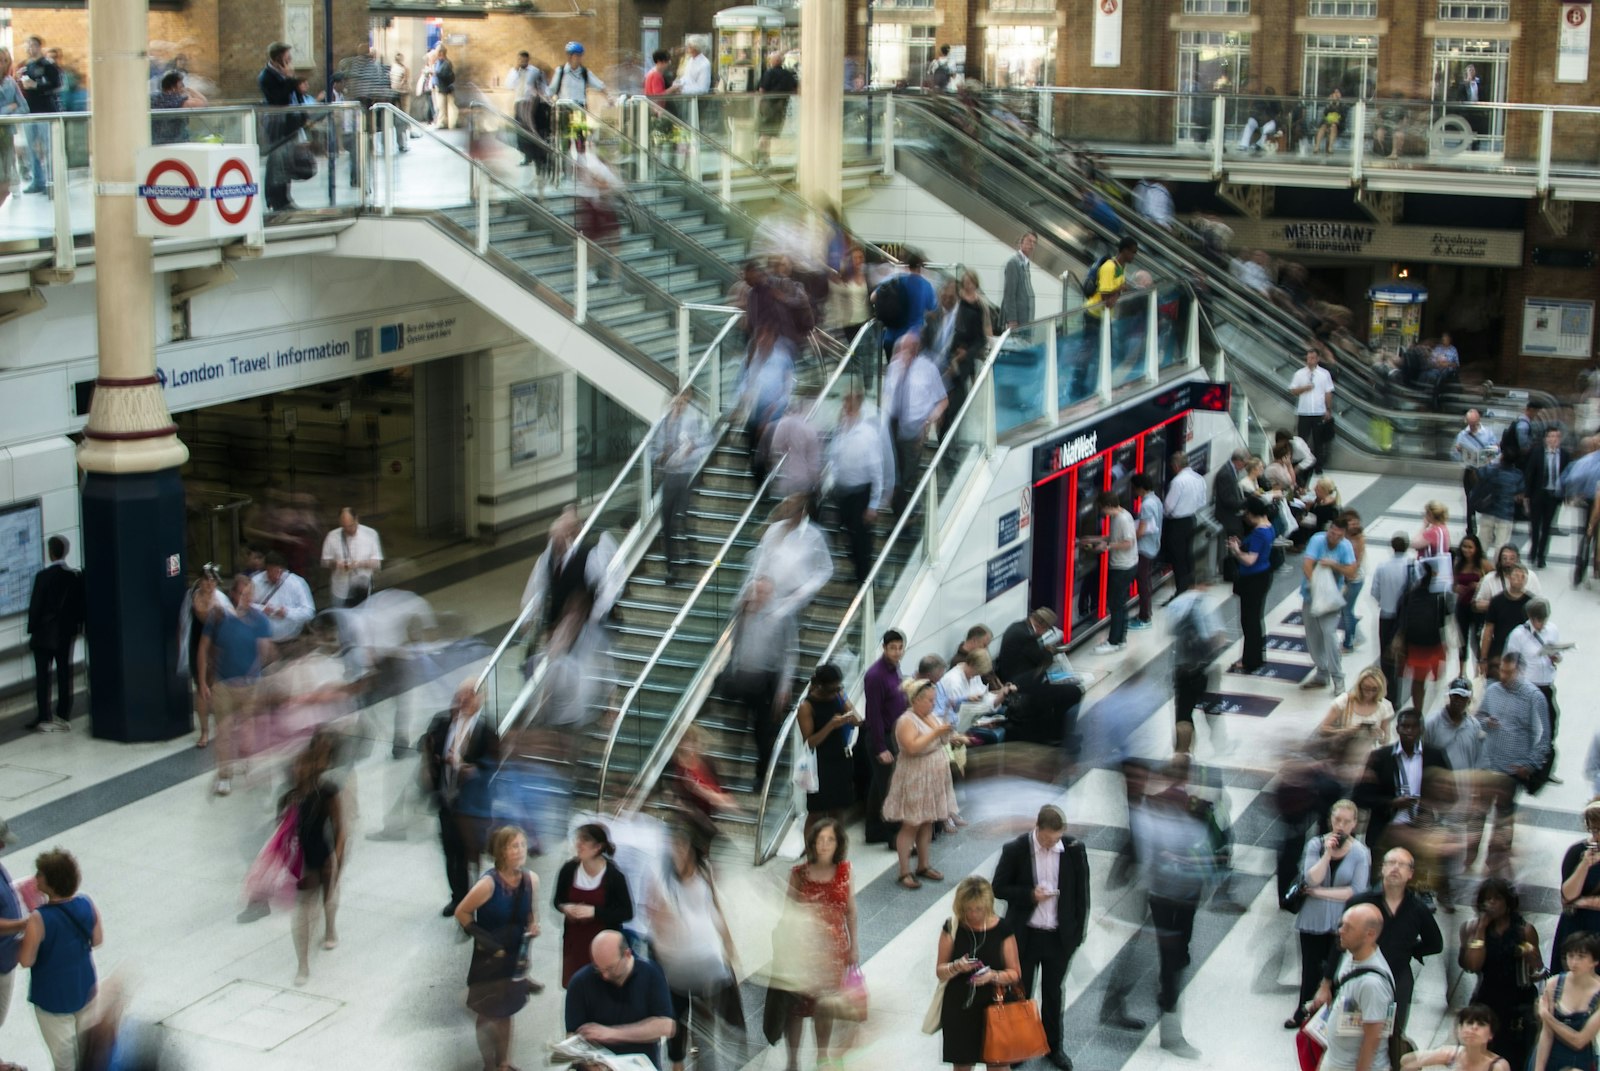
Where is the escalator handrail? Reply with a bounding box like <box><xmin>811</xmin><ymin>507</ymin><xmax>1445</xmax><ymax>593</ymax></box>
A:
<box><xmin>373</xmin><ymin>103</ymin><xmax>710</xmax><ymax>326</ymax></box>
<box><xmin>633</xmin><ymin>97</ymin><xmax>903</xmax><ymax>268</ymax></box>
<box><xmin>910</xmin><ymin>92</ymin><xmax>1563</xmax><ymax>416</ymax></box>
<box><xmin>595</xmin><ymin>318</ymin><xmax>879</xmax><ymax>811</ymax></box>
<box><xmin>751</xmin><ymin>326</ymin><xmax>1013</xmax><ymax>865</ymax></box>
<box><xmin>473</xmin><ymin>307</ymin><xmax>745</xmax><ymax>712</ymax></box>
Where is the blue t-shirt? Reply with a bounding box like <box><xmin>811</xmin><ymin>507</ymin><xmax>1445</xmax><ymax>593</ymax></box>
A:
<box><xmin>1136</xmin><ymin>494</ymin><xmax>1164</xmax><ymax>558</ymax></box>
<box><xmin>205</xmin><ymin>607</ymin><xmax>272</xmax><ymax>682</ymax></box>
<box><xmin>1300</xmin><ymin>531</ymin><xmax>1357</xmax><ymax>599</ymax></box>
<box><xmin>882</xmin><ymin>272</ymin><xmax>938</xmax><ymax>350</ymax></box>
<box><xmin>565</xmin><ymin>956</ymin><xmax>674</xmax><ymax>1069</ymax></box>
<box><xmin>1238</xmin><ymin>524</ymin><xmax>1275</xmax><ymax>577</ymax></box>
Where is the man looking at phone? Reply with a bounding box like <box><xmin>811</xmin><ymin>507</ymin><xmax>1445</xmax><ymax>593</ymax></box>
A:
<box><xmin>992</xmin><ymin>805</ymin><xmax>1090</xmax><ymax>1070</ymax></box>
<box><xmin>1473</xmin><ymin>652</ymin><xmax>1551</xmax><ymax>875</ymax></box>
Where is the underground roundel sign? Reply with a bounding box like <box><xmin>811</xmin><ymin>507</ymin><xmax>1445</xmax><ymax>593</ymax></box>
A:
<box><xmin>136</xmin><ymin>144</ymin><xmax>263</xmax><ymax>239</ymax></box>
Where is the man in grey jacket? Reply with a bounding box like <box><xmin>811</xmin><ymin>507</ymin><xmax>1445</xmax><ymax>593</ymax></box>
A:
<box><xmin>1474</xmin><ymin>651</ymin><xmax>1551</xmax><ymax>875</ymax></box>
<box><xmin>1002</xmin><ymin>232</ymin><xmax>1037</xmax><ymax>329</ymax></box>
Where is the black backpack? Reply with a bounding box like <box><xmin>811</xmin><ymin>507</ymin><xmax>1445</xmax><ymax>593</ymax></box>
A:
<box><xmin>1401</xmin><ymin>580</ymin><xmax>1445</xmax><ymax>647</ymax></box>
<box><xmin>1081</xmin><ymin>255</ymin><xmax>1113</xmax><ymax>299</ymax></box>
<box><xmin>872</xmin><ymin>275</ymin><xmax>910</xmax><ymax>331</ymax></box>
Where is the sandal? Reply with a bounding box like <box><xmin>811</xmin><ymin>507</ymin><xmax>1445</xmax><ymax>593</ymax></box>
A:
<box><xmin>897</xmin><ymin>873</ymin><xmax>922</xmax><ymax>890</ymax></box>
<box><xmin>916</xmin><ymin>867</ymin><xmax>945</xmax><ymax>882</ymax></box>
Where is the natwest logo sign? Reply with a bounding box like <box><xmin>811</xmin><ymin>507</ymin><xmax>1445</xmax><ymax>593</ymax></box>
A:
<box><xmin>1048</xmin><ymin>431</ymin><xmax>1099</xmax><ymax>473</ymax></box>
<box><xmin>136</xmin><ymin>144</ymin><xmax>262</xmax><ymax>239</ymax></box>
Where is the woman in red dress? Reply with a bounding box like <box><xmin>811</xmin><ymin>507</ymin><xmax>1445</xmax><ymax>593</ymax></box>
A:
<box><xmin>552</xmin><ymin>823</ymin><xmax>634</xmax><ymax>987</ymax></box>
<box><xmin>784</xmin><ymin>817</ymin><xmax>859</xmax><ymax>1071</ymax></box>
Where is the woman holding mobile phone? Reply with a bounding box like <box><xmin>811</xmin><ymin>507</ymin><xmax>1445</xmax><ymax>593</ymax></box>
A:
<box><xmin>935</xmin><ymin>876</ymin><xmax>1021</xmax><ymax>1071</ymax></box>
<box><xmin>799</xmin><ymin>663</ymin><xmax>860</xmax><ymax>837</ymax></box>
<box><xmin>1552</xmin><ymin>802</ymin><xmax>1600</xmax><ymax>966</ymax></box>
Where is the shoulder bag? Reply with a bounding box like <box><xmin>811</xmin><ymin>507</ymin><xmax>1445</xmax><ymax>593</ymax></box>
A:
<box><xmin>1298</xmin><ymin>965</ymin><xmax>1393</xmax><ymax>1071</ymax></box>
<box><xmin>981</xmin><ymin>984</ymin><xmax>1051</xmax><ymax>1066</ymax></box>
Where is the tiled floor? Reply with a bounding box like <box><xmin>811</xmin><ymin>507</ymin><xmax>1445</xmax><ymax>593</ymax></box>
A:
<box><xmin>0</xmin><ymin>467</ymin><xmax>1595</xmax><ymax>1070</ymax></box>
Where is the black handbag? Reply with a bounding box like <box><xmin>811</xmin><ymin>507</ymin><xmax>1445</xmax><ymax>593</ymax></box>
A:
<box><xmin>288</xmin><ymin>142</ymin><xmax>318</xmax><ymax>181</ymax></box>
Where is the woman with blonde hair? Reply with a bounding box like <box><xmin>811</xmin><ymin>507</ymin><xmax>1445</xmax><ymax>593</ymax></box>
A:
<box><xmin>883</xmin><ymin>678</ymin><xmax>957</xmax><ymax>889</ymax></box>
<box><xmin>0</xmin><ymin>48</ymin><xmax>25</xmax><ymax>211</ymax></box>
<box><xmin>1317</xmin><ymin>666</ymin><xmax>1394</xmax><ymax>779</ymax></box>
<box><xmin>935</xmin><ymin>876</ymin><xmax>1022</xmax><ymax>1070</ymax></box>
<box><xmin>1291</xmin><ymin>476</ymin><xmax>1342</xmax><ymax>551</ymax></box>
<box><xmin>456</xmin><ymin>825</ymin><xmax>540</xmax><ymax>1071</ymax></box>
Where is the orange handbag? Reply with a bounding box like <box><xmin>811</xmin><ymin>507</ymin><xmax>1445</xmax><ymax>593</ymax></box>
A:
<box><xmin>981</xmin><ymin>985</ymin><xmax>1051</xmax><ymax>1066</ymax></box>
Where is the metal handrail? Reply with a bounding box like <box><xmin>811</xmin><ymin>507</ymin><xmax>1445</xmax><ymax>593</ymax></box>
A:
<box><xmin>634</xmin><ymin>97</ymin><xmax>903</xmax><ymax>267</ymax></box>
<box><xmin>473</xmin><ymin>307</ymin><xmax>744</xmax><ymax>712</ymax></box>
<box><xmin>594</xmin><ymin>318</ymin><xmax>878</xmax><ymax>810</ymax></box>
<box><xmin>896</xmin><ymin>94</ymin><xmax>1563</xmax><ymax>419</ymax></box>
<box><xmin>373</xmin><ymin>103</ymin><xmax>701</xmax><ymax>320</ymax></box>
<box><xmin>751</xmin><ymin>326</ymin><xmax>1013</xmax><ymax>865</ymax></box>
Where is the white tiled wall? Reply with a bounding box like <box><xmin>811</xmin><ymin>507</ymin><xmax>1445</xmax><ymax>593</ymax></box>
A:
<box><xmin>475</xmin><ymin>345</ymin><xmax>579</xmax><ymax>536</ymax></box>
<box><xmin>849</xmin><ymin>173</ymin><xmax>1064</xmax><ymax>319</ymax></box>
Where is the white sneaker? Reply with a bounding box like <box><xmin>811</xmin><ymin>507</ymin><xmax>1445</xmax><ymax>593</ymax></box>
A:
<box><xmin>37</xmin><ymin>719</ymin><xmax>66</xmax><ymax>733</ymax></box>
<box><xmin>49</xmin><ymin>718</ymin><xmax>70</xmax><ymax>731</ymax></box>
<box><xmin>213</xmin><ymin>778</ymin><xmax>232</xmax><ymax>797</ymax></box>
<box><xmin>1093</xmin><ymin>642</ymin><xmax>1126</xmax><ymax>655</ymax></box>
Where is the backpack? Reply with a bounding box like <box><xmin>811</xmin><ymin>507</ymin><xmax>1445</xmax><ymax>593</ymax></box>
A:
<box><xmin>1468</xmin><ymin>468</ymin><xmax>1499</xmax><ymax>516</ymax></box>
<box><xmin>1401</xmin><ymin>581</ymin><xmax>1444</xmax><ymax>647</ymax></box>
<box><xmin>1081</xmin><ymin>255</ymin><xmax>1113</xmax><ymax>299</ymax></box>
<box><xmin>871</xmin><ymin>275</ymin><xmax>910</xmax><ymax>331</ymax></box>
<box><xmin>552</xmin><ymin>64</ymin><xmax>589</xmax><ymax>96</ymax></box>
<box><xmin>929</xmin><ymin>61</ymin><xmax>952</xmax><ymax>91</ymax></box>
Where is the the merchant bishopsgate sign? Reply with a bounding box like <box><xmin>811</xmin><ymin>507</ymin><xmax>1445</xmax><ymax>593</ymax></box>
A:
<box><xmin>1220</xmin><ymin>218</ymin><xmax>1523</xmax><ymax>266</ymax></box>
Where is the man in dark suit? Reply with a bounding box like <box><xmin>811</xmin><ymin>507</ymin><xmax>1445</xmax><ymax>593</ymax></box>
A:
<box><xmin>423</xmin><ymin>681</ymin><xmax>501</xmax><ymax>915</ymax></box>
<box><xmin>1213</xmin><ymin>449</ymin><xmax>1249</xmax><ymax>578</ymax></box>
<box><xmin>992</xmin><ymin>805</ymin><xmax>1091</xmax><ymax>1070</ymax></box>
<box><xmin>995</xmin><ymin>608</ymin><xmax>1083</xmax><ymax>750</ymax></box>
<box><xmin>26</xmin><ymin>535</ymin><xmax>85</xmax><ymax>732</ymax></box>
<box><xmin>1352</xmin><ymin>708</ymin><xmax>1452</xmax><ymax>854</ymax></box>
<box><xmin>1523</xmin><ymin>427</ymin><xmax>1573</xmax><ymax>569</ymax></box>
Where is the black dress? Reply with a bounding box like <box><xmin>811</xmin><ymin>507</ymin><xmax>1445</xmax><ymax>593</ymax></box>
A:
<box><xmin>805</xmin><ymin>693</ymin><xmax>855</xmax><ymax>813</ymax></box>
<box><xmin>1553</xmin><ymin>842</ymin><xmax>1600</xmax><ymax>965</ymax></box>
<box><xmin>1469</xmin><ymin>915</ymin><xmax>1539</xmax><ymax>1071</ymax></box>
<box><xmin>939</xmin><ymin>917</ymin><xmax>1013</xmax><ymax>1065</ymax></box>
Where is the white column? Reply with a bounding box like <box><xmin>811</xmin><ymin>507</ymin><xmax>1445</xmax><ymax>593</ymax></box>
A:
<box><xmin>797</xmin><ymin>0</ymin><xmax>844</xmax><ymax>208</ymax></box>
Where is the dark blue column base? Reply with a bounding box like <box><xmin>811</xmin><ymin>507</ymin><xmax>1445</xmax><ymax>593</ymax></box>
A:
<box><xmin>82</xmin><ymin>467</ymin><xmax>192</xmax><ymax>742</ymax></box>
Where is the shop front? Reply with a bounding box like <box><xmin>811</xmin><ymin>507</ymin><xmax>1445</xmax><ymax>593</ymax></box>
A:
<box><xmin>1027</xmin><ymin>381</ymin><xmax>1228</xmax><ymax>646</ymax></box>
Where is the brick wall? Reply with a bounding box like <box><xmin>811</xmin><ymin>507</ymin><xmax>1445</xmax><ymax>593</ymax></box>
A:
<box><xmin>1497</xmin><ymin>200</ymin><xmax>1600</xmax><ymax>394</ymax></box>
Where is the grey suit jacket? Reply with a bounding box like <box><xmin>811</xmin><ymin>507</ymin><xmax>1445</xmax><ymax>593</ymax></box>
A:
<box><xmin>1001</xmin><ymin>254</ymin><xmax>1034</xmax><ymax>326</ymax></box>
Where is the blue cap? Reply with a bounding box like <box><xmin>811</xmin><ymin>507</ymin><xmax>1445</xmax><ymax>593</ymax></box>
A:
<box><xmin>565</xmin><ymin>41</ymin><xmax>585</xmax><ymax>54</ymax></box>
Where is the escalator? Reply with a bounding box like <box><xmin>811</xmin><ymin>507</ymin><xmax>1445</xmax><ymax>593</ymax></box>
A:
<box><xmin>891</xmin><ymin>93</ymin><xmax>1559</xmax><ymax>463</ymax></box>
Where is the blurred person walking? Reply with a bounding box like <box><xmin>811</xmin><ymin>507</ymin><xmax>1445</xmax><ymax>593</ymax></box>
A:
<box><xmin>827</xmin><ymin>387</ymin><xmax>894</xmax><ymax>585</ymax></box>
<box><xmin>198</xmin><ymin>574</ymin><xmax>275</xmax><ymax>796</ymax></box>
<box><xmin>739</xmin><ymin>324</ymin><xmax>797</xmax><ymax>481</ymax></box>
<box><xmin>884</xmin><ymin>679</ymin><xmax>958</xmax><ymax>889</ymax></box>
<box><xmin>747</xmin><ymin>495</ymin><xmax>833</xmax><ymax>618</ymax></box>
<box><xmin>1371</xmin><ymin>534</ymin><xmax>1415</xmax><ymax>706</ymax></box>
<box><xmin>1472</xmin><ymin>653</ymin><xmax>1551</xmax><ymax>875</ymax></box>
<box><xmin>883</xmin><ymin>333</ymin><xmax>948</xmax><ymax>514</ymax></box>
<box><xmin>754</xmin><ymin>51</ymin><xmax>796</xmax><ymax>168</ymax></box>
<box><xmin>321</xmin><ymin>507</ymin><xmax>383</xmax><ymax>608</ymax></box>
<box><xmin>653</xmin><ymin>390</ymin><xmax>712</xmax><ymax>580</ymax></box>
<box><xmin>762</xmin><ymin>395</ymin><xmax>823</xmax><ymax>515</ymax></box>
<box><xmin>779</xmin><ymin>818</ymin><xmax>860</xmax><ymax>1070</ymax></box>
<box><xmin>1226</xmin><ymin>498</ymin><xmax>1276</xmax><ymax>674</ymax></box>
<box><xmin>653</xmin><ymin>825</ymin><xmax>741</xmax><ymax>1071</ymax></box>
<box><xmin>1167</xmin><ymin>586</ymin><xmax>1227</xmax><ymax>755</ymax></box>
<box><xmin>26</xmin><ymin>535</ymin><xmax>84</xmax><ymax>733</ymax></box>
<box><xmin>932</xmin><ymin>876</ymin><xmax>1022</xmax><ymax>1071</ymax></box>
<box><xmin>991</xmin><ymin>805</ymin><xmax>1088</xmax><ymax>1070</ymax></box>
<box><xmin>722</xmin><ymin>574</ymin><xmax>797</xmax><ymax>784</ymax></box>
<box><xmin>284</xmin><ymin>736</ymin><xmax>346</xmax><ymax>985</ymax></box>
<box><xmin>177</xmin><ymin>563</ymin><xmax>230</xmax><ymax>749</ymax></box>
<box><xmin>455</xmin><ymin>826</ymin><xmax>541</xmax><ymax>1071</ymax></box>
<box><xmin>520</xmin><ymin>504</ymin><xmax>620</xmax><ymax>641</ymax></box>
<box><xmin>554</xmin><ymin>823</ymin><xmax>635</xmax><ymax>988</ymax></box>
<box><xmin>18</xmin><ymin>848</ymin><xmax>102</xmax><ymax>1071</ymax></box>
<box><xmin>430</xmin><ymin>46</ymin><xmax>457</xmax><ymax>129</ymax></box>
<box><xmin>424</xmin><ymin>682</ymin><xmax>500</xmax><ymax>917</ymax></box>
<box><xmin>1301</xmin><ymin>514</ymin><xmax>1359</xmax><ymax>694</ymax></box>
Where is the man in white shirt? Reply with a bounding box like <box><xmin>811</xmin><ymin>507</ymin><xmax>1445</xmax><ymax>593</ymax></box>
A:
<box><xmin>250</xmin><ymin>552</ymin><xmax>316</xmax><ymax>641</ymax></box>
<box><xmin>1091</xmin><ymin>491</ymin><xmax>1140</xmax><ymax>655</ymax></box>
<box><xmin>827</xmin><ymin>388</ymin><xmax>895</xmax><ymax>585</ymax></box>
<box><xmin>1453</xmin><ymin>409</ymin><xmax>1498</xmax><ymax>533</ymax></box>
<box><xmin>883</xmin><ymin>333</ymin><xmax>948</xmax><ymax>513</ymax></box>
<box><xmin>671</xmin><ymin>37</ymin><xmax>713</xmax><ymax>96</ymax></box>
<box><xmin>744</xmin><ymin>495</ymin><xmax>833</xmax><ymax>619</ymax></box>
<box><xmin>1161</xmin><ymin>450</ymin><xmax>1207</xmax><ymax>597</ymax></box>
<box><xmin>551</xmin><ymin>41</ymin><xmax>605</xmax><ymax>154</ymax></box>
<box><xmin>1289</xmin><ymin>348</ymin><xmax>1335</xmax><ymax>474</ymax></box>
<box><xmin>1503</xmin><ymin>598</ymin><xmax>1562</xmax><ymax>745</ymax></box>
<box><xmin>321</xmin><ymin>507</ymin><xmax>383</xmax><ymax>608</ymax></box>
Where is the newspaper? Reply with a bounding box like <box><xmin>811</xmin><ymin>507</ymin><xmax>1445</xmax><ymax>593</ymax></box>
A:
<box><xmin>548</xmin><ymin>1034</ymin><xmax>657</xmax><ymax>1070</ymax></box>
